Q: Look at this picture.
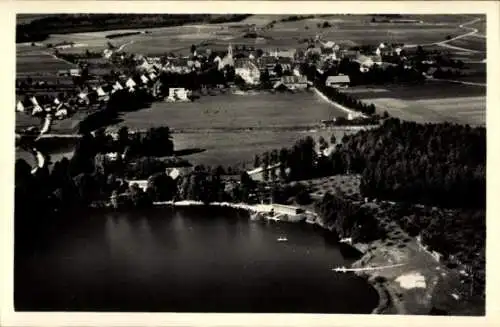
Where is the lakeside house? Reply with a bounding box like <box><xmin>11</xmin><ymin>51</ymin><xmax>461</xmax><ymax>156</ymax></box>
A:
<box><xmin>325</xmin><ymin>75</ymin><xmax>351</xmax><ymax>88</ymax></box>
<box><xmin>271</xmin><ymin>203</ymin><xmax>305</xmax><ymax>216</ymax></box>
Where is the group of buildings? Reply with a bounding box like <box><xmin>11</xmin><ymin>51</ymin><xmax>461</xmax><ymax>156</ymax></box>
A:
<box><xmin>16</xmin><ymin>32</ymin><xmax>407</xmax><ymax>136</ymax></box>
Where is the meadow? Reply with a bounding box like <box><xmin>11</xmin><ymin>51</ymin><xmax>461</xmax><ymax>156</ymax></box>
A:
<box><xmin>107</xmin><ymin>91</ymin><xmax>350</xmax><ymax>167</ymax></box>
<box><xmin>343</xmin><ymin>82</ymin><xmax>486</xmax><ymax>125</ymax></box>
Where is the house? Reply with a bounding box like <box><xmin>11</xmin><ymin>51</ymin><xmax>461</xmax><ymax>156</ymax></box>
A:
<box><xmin>127</xmin><ymin>180</ymin><xmax>149</xmax><ymax>192</ymax></box>
<box><xmin>113</xmin><ymin>81</ymin><xmax>124</xmax><ymax>92</ymax></box>
<box><xmin>16</xmin><ymin>99</ymin><xmax>31</xmax><ymax>113</ymax></box>
<box><xmin>140</xmin><ymin>74</ymin><xmax>149</xmax><ymax>84</ymax></box>
<box><xmin>257</xmin><ymin>56</ymin><xmax>278</xmax><ymax>72</ymax></box>
<box><xmin>54</xmin><ymin>104</ymin><xmax>69</xmax><ymax>119</ymax></box>
<box><xmin>271</xmin><ymin>203</ymin><xmax>305</xmax><ymax>216</ymax></box>
<box><xmin>125</xmin><ymin>77</ymin><xmax>137</xmax><ymax>91</ymax></box>
<box><xmin>280</xmin><ymin>75</ymin><xmax>308</xmax><ymax>90</ymax></box>
<box><xmin>167</xmin><ymin>88</ymin><xmax>190</xmax><ymax>102</ymax></box>
<box><xmin>69</xmin><ymin>68</ymin><xmax>82</xmax><ymax>77</ymax></box>
<box><xmin>235</xmin><ymin>58</ymin><xmax>261</xmax><ymax>85</ymax></box>
<box><xmin>325</xmin><ymin>75</ymin><xmax>351</xmax><ymax>88</ymax></box>
<box><xmin>57</xmin><ymin>69</ymin><xmax>70</xmax><ymax>77</ymax></box>
<box><xmin>269</xmin><ymin>48</ymin><xmax>296</xmax><ymax>59</ymax></box>
<box><xmin>103</xmin><ymin>49</ymin><xmax>113</xmax><ymax>59</ymax></box>
<box><xmin>165</xmin><ymin>166</ymin><xmax>194</xmax><ymax>180</ymax></box>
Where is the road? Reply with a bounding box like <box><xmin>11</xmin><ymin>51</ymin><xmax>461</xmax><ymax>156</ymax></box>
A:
<box><xmin>404</xmin><ymin>17</ymin><xmax>484</xmax><ymax>53</ymax></box>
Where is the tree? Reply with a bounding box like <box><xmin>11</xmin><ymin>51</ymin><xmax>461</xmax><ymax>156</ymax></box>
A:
<box><xmin>262</xmin><ymin>151</ymin><xmax>270</xmax><ymax>182</ymax></box>
<box><xmin>147</xmin><ymin>172</ymin><xmax>176</xmax><ymax>201</ymax></box>
<box><xmin>318</xmin><ymin>136</ymin><xmax>328</xmax><ymax>153</ymax></box>
<box><xmin>117</xmin><ymin>126</ymin><xmax>129</xmax><ymax>152</ymax></box>
<box><xmin>253</xmin><ymin>154</ymin><xmax>261</xmax><ymax>168</ymax></box>
<box><xmin>273</xmin><ymin>63</ymin><xmax>283</xmax><ymax>77</ymax></box>
<box><xmin>330</xmin><ymin>134</ymin><xmax>337</xmax><ymax>145</ymax></box>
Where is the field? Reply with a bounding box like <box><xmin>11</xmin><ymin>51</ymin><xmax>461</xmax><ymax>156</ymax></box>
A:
<box><xmin>17</xmin><ymin>46</ymin><xmax>76</xmax><ymax>76</ymax></box>
<box><xmin>28</xmin><ymin>14</ymin><xmax>484</xmax><ymax>57</ymax></box>
<box><xmin>446</xmin><ymin>35</ymin><xmax>486</xmax><ymax>52</ymax></box>
<box><xmin>343</xmin><ymin>82</ymin><xmax>486</xmax><ymax>125</ymax></box>
<box><xmin>106</xmin><ymin>92</ymin><xmax>351</xmax><ymax>167</ymax></box>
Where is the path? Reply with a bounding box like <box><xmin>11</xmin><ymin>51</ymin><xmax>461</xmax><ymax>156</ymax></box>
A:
<box><xmin>404</xmin><ymin>17</ymin><xmax>484</xmax><ymax>53</ymax></box>
<box><xmin>117</xmin><ymin>40</ymin><xmax>135</xmax><ymax>52</ymax></box>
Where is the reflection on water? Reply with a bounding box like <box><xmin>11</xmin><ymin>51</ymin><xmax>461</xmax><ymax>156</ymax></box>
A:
<box><xmin>15</xmin><ymin>207</ymin><xmax>378</xmax><ymax>313</ymax></box>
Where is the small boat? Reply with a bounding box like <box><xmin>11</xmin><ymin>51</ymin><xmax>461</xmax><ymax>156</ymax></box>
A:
<box><xmin>277</xmin><ymin>237</ymin><xmax>288</xmax><ymax>242</ymax></box>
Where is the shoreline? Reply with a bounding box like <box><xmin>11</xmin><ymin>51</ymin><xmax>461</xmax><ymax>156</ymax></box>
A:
<box><xmin>151</xmin><ymin>200</ymin><xmax>398</xmax><ymax>314</ymax></box>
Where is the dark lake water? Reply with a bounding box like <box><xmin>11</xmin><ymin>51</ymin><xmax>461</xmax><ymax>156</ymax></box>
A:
<box><xmin>15</xmin><ymin>207</ymin><xmax>378</xmax><ymax>313</ymax></box>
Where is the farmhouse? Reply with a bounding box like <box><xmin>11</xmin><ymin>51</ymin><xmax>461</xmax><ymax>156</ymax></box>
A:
<box><xmin>325</xmin><ymin>75</ymin><xmax>351</xmax><ymax>88</ymax></box>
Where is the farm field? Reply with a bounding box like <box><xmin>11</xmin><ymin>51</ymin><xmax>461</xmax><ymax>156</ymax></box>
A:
<box><xmin>16</xmin><ymin>48</ymin><xmax>76</xmax><ymax>76</ymax></box>
<box><xmin>343</xmin><ymin>82</ymin><xmax>486</xmax><ymax>125</ymax></box>
<box><xmin>106</xmin><ymin>92</ymin><xmax>351</xmax><ymax>167</ymax></box>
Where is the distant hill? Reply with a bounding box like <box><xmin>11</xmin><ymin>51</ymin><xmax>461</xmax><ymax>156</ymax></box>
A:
<box><xmin>16</xmin><ymin>14</ymin><xmax>253</xmax><ymax>43</ymax></box>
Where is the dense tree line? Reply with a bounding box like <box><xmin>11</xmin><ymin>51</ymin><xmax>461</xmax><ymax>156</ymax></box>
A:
<box><xmin>315</xmin><ymin>193</ymin><xmax>385</xmax><ymax>242</ymax></box>
<box><xmin>315</xmin><ymin>81</ymin><xmax>377</xmax><ymax>116</ymax></box>
<box><xmin>348</xmin><ymin>119</ymin><xmax>486</xmax><ymax>209</ymax></box>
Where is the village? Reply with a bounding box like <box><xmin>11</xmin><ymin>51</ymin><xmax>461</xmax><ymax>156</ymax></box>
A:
<box><xmin>17</xmin><ymin>27</ymin><xmax>460</xmax><ymax>135</ymax></box>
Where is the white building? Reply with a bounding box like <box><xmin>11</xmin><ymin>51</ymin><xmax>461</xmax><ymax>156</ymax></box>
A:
<box><xmin>167</xmin><ymin>88</ymin><xmax>189</xmax><ymax>102</ymax></box>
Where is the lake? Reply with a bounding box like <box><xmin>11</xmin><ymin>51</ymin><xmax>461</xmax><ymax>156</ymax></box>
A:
<box><xmin>15</xmin><ymin>207</ymin><xmax>378</xmax><ymax>313</ymax></box>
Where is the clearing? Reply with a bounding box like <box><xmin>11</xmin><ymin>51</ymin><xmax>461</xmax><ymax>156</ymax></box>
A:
<box><xmin>343</xmin><ymin>82</ymin><xmax>485</xmax><ymax>125</ymax></box>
